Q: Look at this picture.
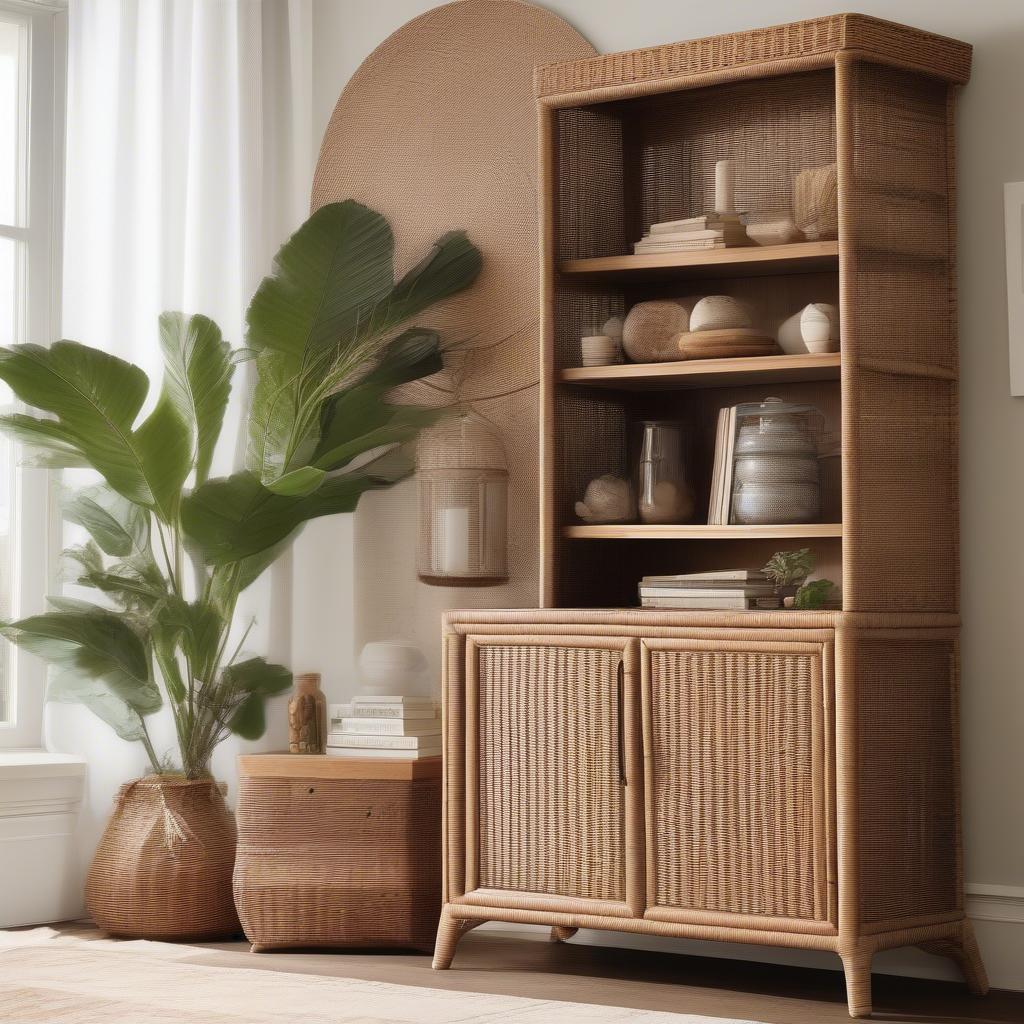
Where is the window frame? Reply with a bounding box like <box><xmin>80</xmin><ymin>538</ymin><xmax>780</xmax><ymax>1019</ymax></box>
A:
<box><xmin>0</xmin><ymin>0</ymin><xmax>65</xmax><ymax>748</ymax></box>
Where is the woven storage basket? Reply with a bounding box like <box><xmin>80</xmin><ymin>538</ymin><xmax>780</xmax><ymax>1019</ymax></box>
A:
<box><xmin>85</xmin><ymin>776</ymin><xmax>240</xmax><ymax>940</ymax></box>
<box><xmin>234</xmin><ymin>757</ymin><xmax>443</xmax><ymax>951</ymax></box>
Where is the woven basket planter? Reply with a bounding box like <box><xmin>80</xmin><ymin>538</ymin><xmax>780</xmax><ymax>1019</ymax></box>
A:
<box><xmin>85</xmin><ymin>775</ymin><xmax>240</xmax><ymax>940</ymax></box>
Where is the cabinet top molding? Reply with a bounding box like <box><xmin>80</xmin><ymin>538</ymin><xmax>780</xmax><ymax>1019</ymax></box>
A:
<box><xmin>535</xmin><ymin>14</ymin><xmax>971</xmax><ymax>103</ymax></box>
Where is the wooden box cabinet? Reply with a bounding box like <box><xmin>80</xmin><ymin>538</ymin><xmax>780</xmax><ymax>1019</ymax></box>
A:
<box><xmin>234</xmin><ymin>754</ymin><xmax>442</xmax><ymax>952</ymax></box>
<box><xmin>432</xmin><ymin>15</ymin><xmax>986</xmax><ymax>1019</ymax></box>
<box><xmin>434</xmin><ymin>613</ymin><xmax>986</xmax><ymax>1018</ymax></box>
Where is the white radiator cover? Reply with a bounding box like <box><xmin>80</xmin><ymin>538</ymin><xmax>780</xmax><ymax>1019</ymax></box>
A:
<box><xmin>0</xmin><ymin>752</ymin><xmax>86</xmax><ymax>927</ymax></box>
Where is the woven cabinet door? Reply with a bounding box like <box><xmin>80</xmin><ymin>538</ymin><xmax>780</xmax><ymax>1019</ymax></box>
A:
<box><xmin>460</xmin><ymin>635</ymin><xmax>644</xmax><ymax>918</ymax></box>
<box><xmin>642</xmin><ymin>635</ymin><xmax>835</xmax><ymax>934</ymax></box>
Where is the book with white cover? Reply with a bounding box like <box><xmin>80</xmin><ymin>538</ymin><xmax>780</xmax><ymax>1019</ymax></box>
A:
<box><xmin>329</xmin><ymin>733</ymin><xmax>439</xmax><ymax>750</ymax></box>
<box><xmin>326</xmin><ymin>746</ymin><xmax>441</xmax><ymax>760</ymax></box>
<box><xmin>639</xmin><ymin>586</ymin><xmax>776</xmax><ymax>599</ymax></box>
<box><xmin>351</xmin><ymin>694</ymin><xmax>434</xmax><ymax>705</ymax></box>
<box><xmin>641</xmin><ymin>568</ymin><xmax>769</xmax><ymax>583</ymax></box>
<box><xmin>648</xmin><ymin>214</ymin><xmax>742</xmax><ymax>233</ymax></box>
<box><xmin>330</xmin><ymin>702</ymin><xmax>437</xmax><ymax>721</ymax></box>
<box><xmin>333</xmin><ymin>718</ymin><xmax>442</xmax><ymax>737</ymax></box>
<box><xmin>641</xmin><ymin>595</ymin><xmax>781</xmax><ymax>610</ymax></box>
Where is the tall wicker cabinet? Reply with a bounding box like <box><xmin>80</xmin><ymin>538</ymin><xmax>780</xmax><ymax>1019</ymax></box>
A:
<box><xmin>433</xmin><ymin>16</ymin><xmax>986</xmax><ymax>1018</ymax></box>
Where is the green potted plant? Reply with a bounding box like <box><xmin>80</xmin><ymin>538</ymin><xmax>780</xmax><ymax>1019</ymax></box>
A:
<box><xmin>763</xmin><ymin>548</ymin><xmax>837</xmax><ymax>609</ymax></box>
<box><xmin>0</xmin><ymin>201</ymin><xmax>480</xmax><ymax>940</ymax></box>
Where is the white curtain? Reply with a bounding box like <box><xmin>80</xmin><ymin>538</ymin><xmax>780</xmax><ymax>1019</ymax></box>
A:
<box><xmin>47</xmin><ymin>0</ymin><xmax>313</xmax><ymax>891</ymax></box>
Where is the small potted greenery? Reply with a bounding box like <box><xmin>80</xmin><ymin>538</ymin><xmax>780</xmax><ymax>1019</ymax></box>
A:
<box><xmin>0</xmin><ymin>201</ymin><xmax>480</xmax><ymax>940</ymax></box>
<box><xmin>763</xmin><ymin>548</ymin><xmax>837</xmax><ymax>609</ymax></box>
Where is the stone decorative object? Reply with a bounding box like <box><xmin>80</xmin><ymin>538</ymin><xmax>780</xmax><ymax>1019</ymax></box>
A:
<box><xmin>289</xmin><ymin>673</ymin><xmax>328</xmax><ymax>754</ymax></box>
<box><xmin>621</xmin><ymin>300</ymin><xmax>692</xmax><ymax>362</ymax></box>
<box><xmin>776</xmin><ymin>303</ymin><xmax>840</xmax><ymax>354</ymax></box>
<box><xmin>601</xmin><ymin>315</ymin><xmax>624</xmax><ymax>343</ymax></box>
<box><xmin>744</xmin><ymin>209</ymin><xmax>804</xmax><ymax>246</ymax></box>
<box><xmin>580</xmin><ymin>334</ymin><xmax>622</xmax><ymax>366</ymax></box>
<box><xmin>574</xmin><ymin>474</ymin><xmax>634</xmax><ymax>523</ymax></box>
<box><xmin>794</xmin><ymin>162</ymin><xmax>839</xmax><ymax>241</ymax></box>
<box><xmin>689</xmin><ymin>295</ymin><xmax>752</xmax><ymax>333</ymax></box>
<box><xmin>715</xmin><ymin>158</ymin><xmax>735</xmax><ymax>214</ymax></box>
<box><xmin>800</xmin><ymin>302</ymin><xmax>840</xmax><ymax>352</ymax></box>
<box><xmin>359</xmin><ymin>641</ymin><xmax>429</xmax><ymax>695</ymax></box>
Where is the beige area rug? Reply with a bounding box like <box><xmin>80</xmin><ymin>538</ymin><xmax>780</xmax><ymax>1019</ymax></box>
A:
<box><xmin>0</xmin><ymin>928</ymin><xmax>766</xmax><ymax>1024</ymax></box>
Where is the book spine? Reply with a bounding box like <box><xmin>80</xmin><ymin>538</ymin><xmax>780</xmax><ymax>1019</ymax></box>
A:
<box><xmin>329</xmin><ymin>704</ymin><xmax>435</xmax><ymax>720</ymax></box>
<box><xmin>335</xmin><ymin>718</ymin><xmax>441</xmax><ymax>736</ymax></box>
<box><xmin>327</xmin><ymin>733</ymin><xmax>435</xmax><ymax>749</ymax></box>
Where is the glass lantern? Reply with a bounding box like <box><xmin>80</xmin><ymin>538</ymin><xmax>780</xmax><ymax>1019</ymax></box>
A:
<box><xmin>416</xmin><ymin>412</ymin><xmax>508</xmax><ymax>585</ymax></box>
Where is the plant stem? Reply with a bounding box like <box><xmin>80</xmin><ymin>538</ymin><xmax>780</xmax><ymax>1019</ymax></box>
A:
<box><xmin>139</xmin><ymin>719</ymin><xmax>161</xmax><ymax>775</ymax></box>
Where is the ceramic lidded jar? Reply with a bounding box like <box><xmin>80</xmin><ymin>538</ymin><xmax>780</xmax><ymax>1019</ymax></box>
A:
<box><xmin>731</xmin><ymin>398</ymin><xmax>823</xmax><ymax>524</ymax></box>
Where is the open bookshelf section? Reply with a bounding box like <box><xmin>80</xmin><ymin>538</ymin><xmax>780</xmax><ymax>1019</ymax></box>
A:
<box><xmin>543</xmin><ymin>64</ymin><xmax>845</xmax><ymax>609</ymax></box>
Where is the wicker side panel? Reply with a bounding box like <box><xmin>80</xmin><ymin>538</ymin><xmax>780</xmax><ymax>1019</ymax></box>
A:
<box><xmin>234</xmin><ymin>776</ymin><xmax>442</xmax><ymax>949</ymax></box>
<box><xmin>647</xmin><ymin>647</ymin><xmax>826</xmax><ymax>921</ymax></box>
<box><xmin>475</xmin><ymin>643</ymin><xmax>625</xmax><ymax>900</ymax></box>
<box><xmin>852</xmin><ymin>633</ymin><xmax>960</xmax><ymax>925</ymax></box>
<box><xmin>842</xmin><ymin>63</ymin><xmax>958</xmax><ymax>612</ymax></box>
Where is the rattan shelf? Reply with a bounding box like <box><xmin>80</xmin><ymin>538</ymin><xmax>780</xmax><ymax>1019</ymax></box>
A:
<box><xmin>558</xmin><ymin>240</ymin><xmax>838</xmax><ymax>281</ymax></box>
<box><xmin>436</xmin><ymin>15</ymin><xmax>983</xmax><ymax>1022</ymax></box>
<box><xmin>558</xmin><ymin>352</ymin><xmax>840</xmax><ymax>390</ymax></box>
<box><xmin>563</xmin><ymin>523</ymin><xmax>842</xmax><ymax>540</ymax></box>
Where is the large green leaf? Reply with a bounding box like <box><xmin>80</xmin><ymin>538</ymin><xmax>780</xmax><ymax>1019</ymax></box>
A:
<box><xmin>63</xmin><ymin>484</ymin><xmax>149</xmax><ymax>557</ymax></box>
<box><xmin>244</xmin><ymin>201</ymin><xmax>480</xmax><ymax>486</ymax></box>
<box><xmin>0</xmin><ymin>342</ymin><xmax>191</xmax><ymax>520</ymax></box>
<box><xmin>153</xmin><ymin>596</ymin><xmax>222</xmax><ymax>681</ymax></box>
<box><xmin>311</xmin><ymin>328</ymin><xmax>444</xmax><ymax>472</ymax></box>
<box><xmin>221</xmin><ymin>656</ymin><xmax>292</xmax><ymax>740</ymax></box>
<box><xmin>246</xmin><ymin>201</ymin><xmax>395</xmax><ymax>362</ymax></box>
<box><xmin>48</xmin><ymin>671</ymin><xmax>148</xmax><ymax>742</ymax></box>
<box><xmin>63</xmin><ymin>541</ymin><xmax>166</xmax><ymax>614</ymax></box>
<box><xmin>158</xmin><ymin>312</ymin><xmax>234</xmax><ymax>485</ymax></box>
<box><xmin>0</xmin><ymin>413</ymin><xmax>88</xmax><ymax>467</ymax></box>
<box><xmin>1</xmin><ymin>608</ymin><xmax>160</xmax><ymax>713</ymax></box>
<box><xmin>182</xmin><ymin>447</ymin><xmax>413</xmax><ymax>565</ymax></box>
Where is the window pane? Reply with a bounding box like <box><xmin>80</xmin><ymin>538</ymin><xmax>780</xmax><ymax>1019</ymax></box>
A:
<box><xmin>0</xmin><ymin>234</ymin><xmax>20</xmax><ymax>724</ymax></box>
<box><xmin>0</xmin><ymin>18</ymin><xmax>25</xmax><ymax>226</ymax></box>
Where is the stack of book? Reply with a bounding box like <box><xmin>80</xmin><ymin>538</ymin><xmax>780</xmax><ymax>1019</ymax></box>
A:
<box><xmin>639</xmin><ymin>569</ymin><xmax>780</xmax><ymax>610</ymax></box>
<box><xmin>707</xmin><ymin>405</ymin><xmax>739</xmax><ymax>524</ymax></box>
<box><xmin>633</xmin><ymin>214</ymin><xmax>749</xmax><ymax>255</ymax></box>
<box><xmin>326</xmin><ymin>695</ymin><xmax>441</xmax><ymax>760</ymax></box>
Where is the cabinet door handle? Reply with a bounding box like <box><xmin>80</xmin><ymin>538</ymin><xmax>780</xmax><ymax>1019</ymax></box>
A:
<box><xmin>616</xmin><ymin>660</ymin><xmax>626</xmax><ymax>786</ymax></box>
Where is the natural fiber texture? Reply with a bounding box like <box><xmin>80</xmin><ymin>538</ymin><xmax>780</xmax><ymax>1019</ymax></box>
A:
<box><xmin>85</xmin><ymin>777</ymin><xmax>239</xmax><ymax>941</ymax></box>
<box><xmin>0</xmin><ymin>936</ymin><xmax>754</xmax><ymax>1024</ymax></box>
<box><xmin>647</xmin><ymin>647</ymin><xmax>824</xmax><ymax>921</ymax></box>
<box><xmin>535</xmin><ymin>14</ymin><xmax>971</xmax><ymax>98</ymax></box>
<box><xmin>475</xmin><ymin>644</ymin><xmax>625</xmax><ymax>901</ymax></box>
<box><xmin>309</xmin><ymin>0</ymin><xmax>594</xmax><ymax>669</ymax></box>
<box><xmin>234</xmin><ymin>767</ymin><xmax>442</xmax><ymax>951</ymax></box>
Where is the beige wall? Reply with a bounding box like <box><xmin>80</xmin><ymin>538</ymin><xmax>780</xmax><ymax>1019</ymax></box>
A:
<box><xmin>306</xmin><ymin>0</ymin><xmax>1024</xmax><ymax>984</ymax></box>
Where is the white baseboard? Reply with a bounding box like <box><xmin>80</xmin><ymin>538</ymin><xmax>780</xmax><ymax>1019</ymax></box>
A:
<box><xmin>479</xmin><ymin>883</ymin><xmax>1024</xmax><ymax>993</ymax></box>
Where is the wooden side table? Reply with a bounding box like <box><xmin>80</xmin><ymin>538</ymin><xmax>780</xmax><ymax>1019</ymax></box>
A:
<box><xmin>234</xmin><ymin>754</ymin><xmax>442</xmax><ymax>952</ymax></box>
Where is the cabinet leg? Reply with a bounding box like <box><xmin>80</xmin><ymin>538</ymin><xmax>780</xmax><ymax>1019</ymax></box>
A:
<box><xmin>550</xmin><ymin>926</ymin><xmax>578</xmax><ymax>943</ymax></box>
<box><xmin>839</xmin><ymin>946</ymin><xmax>874</xmax><ymax>1018</ymax></box>
<box><xmin>918</xmin><ymin>922</ymin><xmax>989</xmax><ymax>997</ymax></box>
<box><xmin>431</xmin><ymin>907</ymin><xmax>481</xmax><ymax>970</ymax></box>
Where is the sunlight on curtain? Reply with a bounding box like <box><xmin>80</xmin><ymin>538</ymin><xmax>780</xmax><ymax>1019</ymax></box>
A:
<box><xmin>50</xmin><ymin>0</ymin><xmax>313</xmax><ymax>887</ymax></box>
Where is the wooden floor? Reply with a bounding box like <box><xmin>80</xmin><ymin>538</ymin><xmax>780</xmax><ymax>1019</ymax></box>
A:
<box><xmin>168</xmin><ymin>927</ymin><xmax>1022</xmax><ymax>1024</ymax></box>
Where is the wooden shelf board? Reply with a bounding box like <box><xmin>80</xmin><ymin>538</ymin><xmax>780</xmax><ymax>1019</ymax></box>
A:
<box><xmin>558</xmin><ymin>352</ymin><xmax>840</xmax><ymax>390</ymax></box>
<box><xmin>558</xmin><ymin>241</ymin><xmax>839</xmax><ymax>280</ymax></box>
<box><xmin>238</xmin><ymin>753</ymin><xmax>442</xmax><ymax>781</ymax></box>
<box><xmin>563</xmin><ymin>523</ymin><xmax>843</xmax><ymax>540</ymax></box>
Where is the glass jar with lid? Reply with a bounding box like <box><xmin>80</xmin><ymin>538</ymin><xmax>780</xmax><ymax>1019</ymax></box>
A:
<box><xmin>731</xmin><ymin>397</ymin><xmax>824</xmax><ymax>524</ymax></box>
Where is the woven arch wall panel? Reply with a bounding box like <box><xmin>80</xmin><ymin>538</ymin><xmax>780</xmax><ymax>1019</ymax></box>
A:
<box><xmin>311</xmin><ymin>1</ymin><xmax>595</xmax><ymax>670</ymax></box>
<box><xmin>474</xmin><ymin>643</ymin><xmax>626</xmax><ymax>901</ymax></box>
<box><xmin>841</xmin><ymin>62</ymin><xmax>958</xmax><ymax>612</ymax></box>
<box><xmin>646</xmin><ymin>645</ymin><xmax>829</xmax><ymax>922</ymax></box>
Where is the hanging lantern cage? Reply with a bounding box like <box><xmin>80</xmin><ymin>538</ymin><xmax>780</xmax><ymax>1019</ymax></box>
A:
<box><xmin>416</xmin><ymin>412</ymin><xmax>508</xmax><ymax>585</ymax></box>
